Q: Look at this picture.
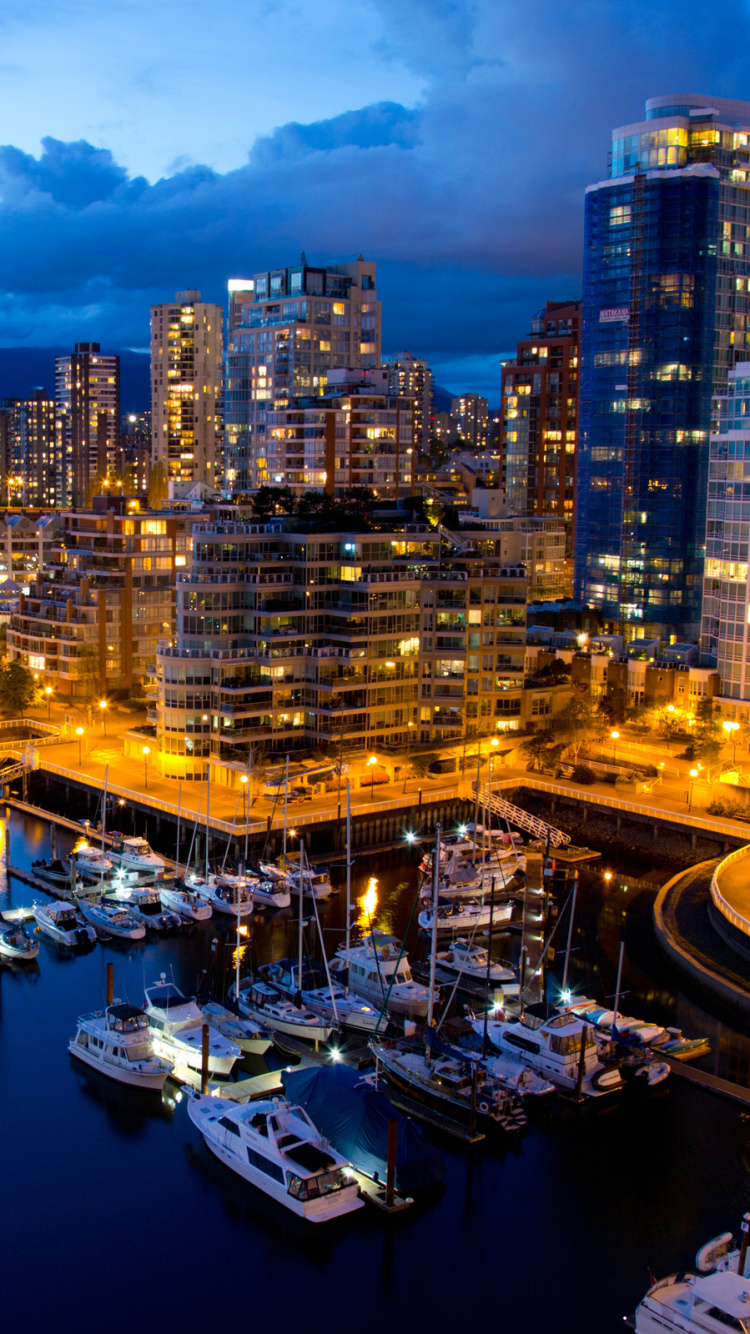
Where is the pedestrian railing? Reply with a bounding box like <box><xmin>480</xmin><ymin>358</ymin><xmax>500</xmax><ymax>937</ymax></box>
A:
<box><xmin>710</xmin><ymin>844</ymin><xmax>750</xmax><ymax>939</ymax></box>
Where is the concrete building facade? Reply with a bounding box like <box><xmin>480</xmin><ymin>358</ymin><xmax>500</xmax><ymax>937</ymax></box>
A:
<box><xmin>150</xmin><ymin>291</ymin><xmax>223</xmax><ymax>491</ymax></box>
<box><xmin>55</xmin><ymin>343</ymin><xmax>120</xmax><ymax>507</ymax></box>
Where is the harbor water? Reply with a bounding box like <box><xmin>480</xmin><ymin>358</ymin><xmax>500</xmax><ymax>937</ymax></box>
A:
<box><xmin>2</xmin><ymin>807</ymin><xmax>749</xmax><ymax>1334</ymax></box>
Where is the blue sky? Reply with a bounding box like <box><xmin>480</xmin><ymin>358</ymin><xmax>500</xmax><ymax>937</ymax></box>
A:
<box><xmin>1</xmin><ymin>0</ymin><xmax>750</xmax><ymax>398</ymax></box>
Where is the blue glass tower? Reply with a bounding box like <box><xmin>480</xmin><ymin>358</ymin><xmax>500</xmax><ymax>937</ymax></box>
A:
<box><xmin>576</xmin><ymin>93</ymin><xmax>750</xmax><ymax>641</ymax></box>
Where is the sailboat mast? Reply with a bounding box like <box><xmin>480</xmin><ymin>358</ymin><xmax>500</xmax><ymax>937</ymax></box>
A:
<box><xmin>345</xmin><ymin>780</ymin><xmax>351</xmax><ymax>997</ymax></box>
<box><xmin>235</xmin><ymin>855</ymin><xmax>242</xmax><ymax>1002</ymax></box>
<box><xmin>100</xmin><ymin>765</ymin><xmax>108</xmax><ymax>893</ymax></box>
<box><xmin>427</xmin><ymin>822</ymin><xmax>441</xmax><ymax>1031</ymax></box>
<box><xmin>282</xmin><ymin>754</ymin><xmax>289</xmax><ymax>866</ymax></box>
<box><xmin>612</xmin><ymin>940</ymin><xmax>624</xmax><ymax>1040</ymax></box>
<box><xmin>205</xmin><ymin>765</ymin><xmax>210</xmax><ymax>881</ymax></box>
<box><xmin>176</xmin><ymin>782</ymin><xmax>181</xmax><ymax>878</ymax></box>
<box><xmin>297</xmin><ymin>835</ymin><xmax>305</xmax><ymax>1001</ymax></box>
<box><xmin>244</xmin><ymin>755</ymin><xmax>251</xmax><ymax>874</ymax></box>
<box><xmin>561</xmin><ymin>873</ymin><xmax>578</xmax><ymax>998</ymax></box>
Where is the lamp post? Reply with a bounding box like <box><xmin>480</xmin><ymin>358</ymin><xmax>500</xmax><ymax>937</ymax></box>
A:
<box><xmin>367</xmin><ymin>754</ymin><xmax>377</xmax><ymax>803</ymax></box>
<box><xmin>76</xmin><ymin>726</ymin><xmax>84</xmax><ymax>766</ymax></box>
<box><xmin>142</xmin><ymin>745</ymin><xmax>150</xmax><ymax>790</ymax></box>
<box><xmin>99</xmin><ymin>699</ymin><xmax>107</xmax><ymax>736</ymax></box>
<box><xmin>45</xmin><ymin>685</ymin><xmax>52</xmax><ymax>721</ymax></box>
<box><xmin>611</xmin><ymin>730</ymin><xmax>620</xmax><ymax>764</ymax></box>
<box><xmin>724</xmin><ymin>719</ymin><xmax>740</xmax><ymax>766</ymax></box>
<box><xmin>240</xmin><ymin>773</ymin><xmax>249</xmax><ymax>873</ymax></box>
<box><xmin>688</xmin><ymin>767</ymin><xmax>699</xmax><ymax>813</ymax></box>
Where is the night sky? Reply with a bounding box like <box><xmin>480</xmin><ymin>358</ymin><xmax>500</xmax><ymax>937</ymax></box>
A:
<box><xmin>1</xmin><ymin>0</ymin><xmax>750</xmax><ymax>397</ymax></box>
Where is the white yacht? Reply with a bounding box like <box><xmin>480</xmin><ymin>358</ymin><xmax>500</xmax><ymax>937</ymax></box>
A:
<box><xmin>418</xmin><ymin>897</ymin><xmax>513</xmax><ymax>935</ymax></box>
<box><xmin>474</xmin><ymin>1002</ymin><xmax>622</xmax><ymax>1098</ymax></box>
<box><xmin>634</xmin><ymin>1230</ymin><xmax>750</xmax><ymax>1333</ymax></box>
<box><xmin>199</xmin><ymin>1000</ymin><xmax>272</xmax><ymax>1055</ymax></box>
<box><xmin>69</xmin><ymin>1002</ymin><xmax>173</xmax><ymax>1090</ymax></box>
<box><xmin>187</xmin><ymin>1093</ymin><xmax>364</xmax><ymax>1222</ymax></box>
<box><xmin>159</xmin><ymin>883</ymin><xmax>213</xmax><ymax>921</ymax></box>
<box><xmin>108</xmin><ymin>836</ymin><xmax>165</xmax><ymax>880</ymax></box>
<box><xmin>108</xmin><ymin>882</ymin><xmax>181</xmax><ymax>932</ymax></box>
<box><xmin>225</xmin><ymin>873</ymin><xmax>290</xmax><ymax>911</ymax></box>
<box><xmin>328</xmin><ymin>935</ymin><xmax>432</xmax><ymax>1018</ymax></box>
<box><xmin>79</xmin><ymin>899</ymin><xmax>146</xmax><ymax>941</ymax></box>
<box><xmin>33</xmin><ymin>902</ymin><xmax>97</xmax><ymax>948</ymax></box>
<box><xmin>144</xmin><ymin>977</ymin><xmax>241</xmax><ymax>1075</ymax></box>
<box><xmin>233</xmin><ymin>980</ymin><xmax>332</xmax><ymax>1044</ymax></box>
<box><xmin>435</xmin><ymin>938</ymin><xmax>516</xmax><ymax>988</ymax></box>
<box><xmin>0</xmin><ymin>922</ymin><xmax>40</xmax><ymax>961</ymax></box>
<box><xmin>260</xmin><ymin>959</ymin><xmax>380</xmax><ymax>1034</ymax></box>
<box><xmin>258</xmin><ymin>861</ymin><xmax>333</xmax><ymax>900</ymax></box>
<box><xmin>188</xmin><ymin>876</ymin><xmax>253</xmax><ymax>919</ymax></box>
<box><xmin>71</xmin><ymin>842</ymin><xmax>115</xmax><ymax>881</ymax></box>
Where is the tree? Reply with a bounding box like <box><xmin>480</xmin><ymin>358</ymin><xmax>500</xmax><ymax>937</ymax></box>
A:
<box><xmin>0</xmin><ymin>659</ymin><xmax>36</xmax><ymax>714</ymax></box>
<box><xmin>520</xmin><ymin>728</ymin><xmax>566</xmax><ymax>773</ymax></box>
<box><xmin>553</xmin><ymin>686</ymin><xmax>608</xmax><ymax>763</ymax></box>
<box><xmin>76</xmin><ymin>644</ymin><xmax>103</xmax><ymax>709</ymax></box>
<box><xmin>148</xmin><ymin>460</ymin><xmax>168</xmax><ymax>510</ymax></box>
<box><xmin>84</xmin><ymin>474</ymin><xmax>106</xmax><ymax>508</ymax></box>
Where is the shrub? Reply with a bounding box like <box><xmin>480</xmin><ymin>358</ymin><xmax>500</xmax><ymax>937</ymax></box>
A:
<box><xmin>571</xmin><ymin>763</ymin><xmax>596</xmax><ymax>785</ymax></box>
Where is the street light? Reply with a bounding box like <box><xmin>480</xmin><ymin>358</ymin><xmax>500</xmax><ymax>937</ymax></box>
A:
<box><xmin>611</xmin><ymin>730</ymin><xmax>620</xmax><ymax>763</ymax></box>
<box><xmin>367</xmin><ymin>754</ymin><xmax>378</xmax><ymax>803</ymax></box>
<box><xmin>724</xmin><ymin>719</ymin><xmax>740</xmax><ymax>765</ymax></box>
<box><xmin>99</xmin><ymin>699</ymin><xmax>107</xmax><ymax>736</ymax></box>
<box><xmin>44</xmin><ymin>684</ymin><xmax>52</xmax><ymax>721</ymax></box>
<box><xmin>76</xmin><ymin>726</ymin><xmax>84</xmax><ymax>766</ymax></box>
<box><xmin>240</xmin><ymin>772</ymin><xmax>249</xmax><ymax>826</ymax></box>
<box><xmin>142</xmin><ymin>745</ymin><xmax>150</xmax><ymax>790</ymax></box>
<box><xmin>688</xmin><ymin>767</ymin><xmax>699</xmax><ymax>813</ymax></box>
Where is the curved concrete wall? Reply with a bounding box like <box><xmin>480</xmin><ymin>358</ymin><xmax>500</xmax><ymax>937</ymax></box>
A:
<box><xmin>710</xmin><ymin>844</ymin><xmax>750</xmax><ymax>963</ymax></box>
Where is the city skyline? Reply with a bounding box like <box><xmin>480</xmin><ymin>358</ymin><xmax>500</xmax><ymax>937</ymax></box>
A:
<box><xmin>1</xmin><ymin>0</ymin><xmax>749</xmax><ymax>396</ymax></box>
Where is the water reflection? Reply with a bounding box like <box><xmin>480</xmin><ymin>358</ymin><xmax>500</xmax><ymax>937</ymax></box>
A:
<box><xmin>72</xmin><ymin>1061</ymin><xmax>177</xmax><ymax>1135</ymax></box>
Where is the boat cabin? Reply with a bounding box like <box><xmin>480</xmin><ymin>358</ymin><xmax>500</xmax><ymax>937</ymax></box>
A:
<box><xmin>106</xmin><ymin>1004</ymin><xmax>150</xmax><ymax>1033</ymax></box>
<box><xmin>647</xmin><ymin>1271</ymin><xmax>750</xmax><ymax>1332</ymax></box>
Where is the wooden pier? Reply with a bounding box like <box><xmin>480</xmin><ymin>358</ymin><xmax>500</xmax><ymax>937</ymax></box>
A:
<box><xmin>663</xmin><ymin>1056</ymin><xmax>750</xmax><ymax>1106</ymax></box>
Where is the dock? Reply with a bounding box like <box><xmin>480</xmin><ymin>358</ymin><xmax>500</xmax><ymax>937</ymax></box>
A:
<box><xmin>380</xmin><ymin>1086</ymin><xmax>485</xmax><ymax>1143</ymax></box>
<box><xmin>351</xmin><ymin>1169</ymin><xmax>412</xmax><ymax>1213</ymax></box>
<box><xmin>3</xmin><ymin>798</ymin><xmax>179</xmax><ymax>874</ymax></box>
<box><xmin>664</xmin><ymin>1056</ymin><xmax>750</xmax><ymax>1106</ymax></box>
<box><xmin>172</xmin><ymin>1066</ymin><xmax>287</xmax><ymax>1101</ymax></box>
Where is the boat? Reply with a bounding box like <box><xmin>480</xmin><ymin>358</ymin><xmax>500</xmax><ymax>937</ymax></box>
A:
<box><xmin>69</xmin><ymin>1002</ymin><xmax>173</xmax><ymax>1090</ymax></box>
<box><xmin>78</xmin><ymin>898</ymin><xmax>146</xmax><ymax>941</ymax></box>
<box><xmin>0</xmin><ymin>922</ymin><xmax>40</xmax><ymax>961</ymax></box>
<box><xmin>108</xmin><ymin>882</ymin><xmax>181</xmax><ymax>932</ymax></box>
<box><xmin>70</xmin><ymin>842</ymin><xmax>115</xmax><ymax>881</ymax></box>
<box><xmin>187</xmin><ymin>876</ymin><xmax>253</xmax><ymax>919</ymax></box>
<box><xmin>199</xmin><ymin>1000</ymin><xmax>272</xmax><ymax>1055</ymax></box>
<box><xmin>632</xmin><ymin>1220</ymin><xmax>750</xmax><ymax>1331</ymax></box>
<box><xmin>328</xmin><ymin>934</ymin><xmax>432</xmax><ymax>1018</ymax></box>
<box><xmin>418</xmin><ymin>897</ymin><xmax>514</xmax><ymax>935</ymax></box>
<box><xmin>258</xmin><ymin>861</ymin><xmax>333</xmax><ymax>900</ymax></box>
<box><xmin>186</xmin><ymin>1092</ymin><xmax>364</xmax><ymax>1222</ymax></box>
<box><xmin>224</xmin><ymin>873</ymin><xmax>290</xmax><ymax>911</ymax></box>
<box><xmin>233</xmin><ymin>980</ymin><xmax>333</xmax><ymax>1045</ymax></box>
<box><xmin>473</xmin><ymin>1002</ymin><xmax>622</xmax><ymax>1099</ymax></box>
<box><xmin>31</xmin><ymin>858</ymin><xmax>90</xmax><ymax>898</ymax></box>
<box><xmin>434</xmin><ymin>938</ymin><xmax>517</xmax><ymax>988</ymax></box>
<box><xmin>259</xmin><ymin>959</ymin><xmax>381</xmax><ymax>1034</ymax></box>
<box><xmin>144</xmin><ymin>976</ymin><xmax>240</xmax><ymax>1075</ymax></box>
<box><xmin>159</xmin><ymin>882</ymin><xmax>212</xmax><ymax>921</ymax></box>
<box><xmin>107</xmin><ymin>836</ymin><xmax>166</xmax><ymax>880</ymax></box>
<box><xmin>32</xmin><ymin>901</ymin><xmax>97</xmax><ymax>947</ymax></box>
<box><xmin>371</xmin><ymin>1041</ymin><xmax>528</xmax><ymax>1134</ymax></box>
<box><xmin>482</xmin><ymin>1052</ymin><xmax>556</xmax><ymax>1099</ymax></box>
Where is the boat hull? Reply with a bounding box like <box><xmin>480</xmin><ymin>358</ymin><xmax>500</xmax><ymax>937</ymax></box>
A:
<box><xmin>150</xmin><ymin>1032</ymin><xmax>237</xmax><ymax>1076</ymax></box>
<box><xmin>69</xmin><ymin>1042</ymin><xmax>170</xmax><ymax>1090</ymax></box>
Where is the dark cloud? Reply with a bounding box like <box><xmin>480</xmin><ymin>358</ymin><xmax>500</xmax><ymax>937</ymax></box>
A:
<box><xmin>0</xmin><ymin>0</ymin><xmax>749</xmax><ymax>390</ymax></box>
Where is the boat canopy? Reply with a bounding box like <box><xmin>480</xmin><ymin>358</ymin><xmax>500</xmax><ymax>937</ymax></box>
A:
<box><xmin>692</xmin><ymin>1271</ymin><xmax>750</xmax><ymax>1321</ymax></box>
<box><xmin>282</xmin><ymin>1065</ymin><xmax>445</xmax><ymax>1196</ymax></box>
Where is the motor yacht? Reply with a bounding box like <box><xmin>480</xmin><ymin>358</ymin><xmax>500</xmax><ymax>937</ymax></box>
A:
<box><xmin>159</xmin><ymin>883</ymin><xmax>212</xmax><ymax>921</ymax></box>
<box><xmin>473</xmin><ymin>1002</ymin><xmax>622</xmax><ymax>1098</ymax></box>
<box><xmin>70</xmin><ymin>842</ymin><xmax>115</xmax><ymax>881</ymax></box>
<box><xmin>233</xmin><ymin>980</ymin><xmax>332</xmax><ymax>1044</ymax></box>
<box><xmin>78</xmin><ymin>898</ymin><xmax>146</xmax><ymax>941</ymax></box>
<box><xmin>258</xmin><ymin>861</ymin><xmax>333</xmax><ymax>900</ymax></box>
<box><xmin>69</xmin><ymin>1001</ymin><xmax>172</xmax><ymax>1090</ymax></box>
<box><xmin>187</xmin><ymin>1093</ymin><xmax>364</xmax><ymax>1222</ymax></box>
<box><xmin>224</xmin><ymin>873</ymin><xmax>290</xmax><ymax>911</ymax></box>
<box><xmin>108</xmin><ymin>882</ymin><xmax>181</xmax><ymax>932</ymax></box>
<box><xmin>199</xmin><ymin>1000</ymin><xmax>272</xmax><ymax>1055</ymax></box>
<box><xmin>633</xmin><ymin>1226</ymin><xmax>750</xmax><ymax>1332</ymax></box>
<box><xmin>32</xmin><ymin>901</ymin><xmax>97</xmax><ymax>948</ymax></box>
<box><xmin>435</xmin><ymin>938</ymin><xmax>516</xmax><ymax>988</ymax></box>
<box><xmin>144</xmin><ymin>977</ymin><xmax>240</xmax><ymax>1075</ymax></box>
<box><xmin>371</xmin><ymin>1041</ymin><xmax>528</xmax><ymax>1134</ymax></box>
<box><xmin>187</xmin><ymin>876</ymin><xmax>253</xmax><ymax>919</ymax></box>
<box><xmin>259</xmin><ymin>959</ymin><xmax>380</xmax><ymax>1034</ymax></box>
<box><xmin>328</xmin><ymin>935</ymin><xmax>431</xmax><ymax>1018</ymax></box>
<box><xmin>0</xmin><ymin>922</ymin><xmax>39</xmax><ymax>961</ymax></box>
<box><xmin>418</xmin><ymin>897</ymin><xmax>514</xmax><ymax>935</ymax></box>
<box><xmin>107</xmin><ymin>836</ymin><xmax>165</xmax><ymax>880</ymax></box>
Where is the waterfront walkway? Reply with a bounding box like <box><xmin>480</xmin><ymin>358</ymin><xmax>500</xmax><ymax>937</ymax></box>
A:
<box><xmin>654</xmin><ymin>860</ymin><xmax>750</xmax><ymax>1016</ymax></box>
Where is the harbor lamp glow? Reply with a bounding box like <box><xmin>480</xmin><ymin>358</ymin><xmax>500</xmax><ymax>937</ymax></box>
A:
<box><xmin>688</xmin><ymin>767</ymin><xmax>699</xmax><ymax>813</ymax></box>
<box><xmin>76</xmin><ymin>726</ymin><xmax>84</xmax><ymax>766</ymax></box>
<box><xmin>142</xmin><ymin>745</ymin><xmax>150</xmax><ymax>790</ymax></box>
<box><xmin>99</xmin><ymin>699</ymin><xmax>107</xmax><ymax>736</ymax></box>
<box><xmin>44</xmin><ymin>684</ymin><xmax>52</xmax><ymax>720</ymax></box>
<box><xmin>367</xmin><ymin>754</ymin><xmax>378</xmax><ymax>803</ymax></box>
<box><xmin>240</xmin><ymin>773</ymin><xmax>249</xmax><ymax>828</ymax></box>
<box><xmin>611</xmin><ymin>730</ymin><xmax>620</xmax><ymax>763</ymax></box>
<box><xmin>724</xmin><ymin>719</ymin><xmax>740</xmax><ymax>765</ymax></box>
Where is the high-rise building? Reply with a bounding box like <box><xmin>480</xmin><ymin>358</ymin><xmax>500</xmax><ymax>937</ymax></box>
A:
<box><xmin>501</xmin><ymin>301</ymin><xmax>580</xmax><ymax>520</ymax></box>
<box><xmin>576</xmin><ymin>93</ymin><xmax>750</xmax><ymax>642</ymax></box>
<box><xmin>120</xmin><ymin>411</ymin><xmax>152</xmax><ymax>495</ymax></box>
<box><xmin>22</xmin><ymin>389</ymin><xmax>56</xmax><ymax>507</ymax></box>
<box><xmin>150</xmin><ymin>290</ymin><xmax>223</xmax><ymax>491</ymax></box>
<box><xmin>0</xmin><ymin>398</ymin><xmax>23</xmax><ymax>503</ymax></box>
<box><xmin>385</xmin><ymin>353</ymin><xmax>433</xmax><ymax>451</ymax></box>
<box><xmin>451</xmin><ymin>394</ymin><xmax>489</xmax><ymax>450</ymax></box>
<box><xmin>225</xmin><ymin>256</ymin><xmax>380</xmax><ymax>492</ymax></box>
<box><xmin>55</xmin><ymin>343</ymin><xmax>120</xmax><ymax>506</ymax></box>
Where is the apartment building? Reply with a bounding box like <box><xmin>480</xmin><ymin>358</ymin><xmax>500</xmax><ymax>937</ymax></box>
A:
<box><xmin>457</xmin><ymin>514</ymin><xmax>571</xmax><ymax>601</ymax></box>
<box><xmin>8</xmin><ymin>500</ymin><xmax>194</xmax><ymax>696</ymax></box>
<box><xmin>155</xmin><ymin>519</ymin><xmax>529</xmax><ymax>783</ymax></box>
<box><xmin>386</xmin><ymin>353</ymin><xmax>433</xmax><ymax>451</ymax></box>
<box><xmin>225</xmin><ymin>257</ymin><xmax>381</xmax><ymax>492</ymax></box>
<box><xmin>451</xmin><ymin>394</ymin><xmax>489</xmax><ymax>450</ymax></box>
<box><xmin>55</xmin><ymin>343</ymin><xmax>120</xmax><ymax>507</ymax></box>
<box><xmin>150</xmin><ymin>291</ymin><xmax>223</xmax><ymax>490</ymax></box>
<box><xmin>0</xmin><ymin>391</ymin><xmax>56</xmax><ymax>506</ymax></box>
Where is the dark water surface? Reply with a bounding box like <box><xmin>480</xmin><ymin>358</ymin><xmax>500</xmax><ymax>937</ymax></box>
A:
<box><xmin>2</xmin><ymin>810</ymin><xmax>749</xmax><ymax>1334</ymax></box>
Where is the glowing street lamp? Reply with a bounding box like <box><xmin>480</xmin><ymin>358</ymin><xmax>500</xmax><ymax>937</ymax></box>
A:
<box><xmin>99</xmin><ymin>699</ymin><xmax>107</xmax><ymax>736</ymax></box>
<box><xmin>142</xmin><ymin>745</ymin><xmax>150</xmax><ymax>790</ymax></box>
<box><xmin>688</xmin><ymin>767</ymin><xmax>699</xmax><ymax>813</ymax></box>
<box><xmin>611</xmin><ymin>730</ymin><xmax>620</xmax><ymax>763</ymax></box>
<box><xmin>367</xmin><ymin>754</ymin><xmax>378</xmax><ymax>803</ymax></box>
<box><xmin>724</xmin><ymin>719</ymin><xmax>740</xmax><ymax>765</ymax></box>
<box><xmin>76</xmin><ymin>726</ymin><xmax>84</xmax><ymax>766</ymax></box>
<box><xmin>44</xmin><ymin>684</ymin><xmax>53</xmax><ymax>721</ymax></box>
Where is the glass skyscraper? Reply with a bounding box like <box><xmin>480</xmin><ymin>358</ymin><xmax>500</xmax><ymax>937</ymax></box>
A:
<box><xmin>702</xmin><ymin>362</ymin><xmax>750</xmax><ymax>700</ymax></box>
<box><xmin>576</xmin><ymin>93</ymin><xmax>750</xmax><ymax>641</ymax></box>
